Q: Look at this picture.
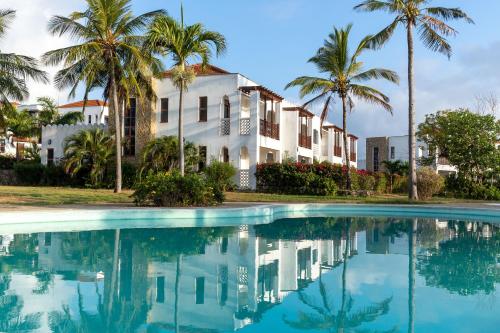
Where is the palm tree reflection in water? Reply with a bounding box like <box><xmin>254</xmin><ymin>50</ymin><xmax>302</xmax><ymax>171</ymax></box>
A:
<box><xmin>284</xmin><ymin>219</ymin><xmax>396</xmax><ymax>333</ymax></box>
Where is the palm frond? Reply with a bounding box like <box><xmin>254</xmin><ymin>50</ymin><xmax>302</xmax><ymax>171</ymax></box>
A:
<box><xmin>351</xmin><ymin>68</ymin><xmax>400</xmax><ymax>84</ymax></box>
<box><xmin>417</xmin><ymin>21</ymin><xmax>452</xmax><ymax>58</ymax></box>
<box><xmin>0</xmin><ymin>9</ymin><xmax>15</xmax><ymax>38</ymax></box>
<box><xmin>424</xmin><ymin>7</ymin><xmax>474</xmax><ymax>24</ymax></box>
<box><xmin>350</xmin><ymin>84</ymin><xmax>393</xmax><ymax>113</ymax></box>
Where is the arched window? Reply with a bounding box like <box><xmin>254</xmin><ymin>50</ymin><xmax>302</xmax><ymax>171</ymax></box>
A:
<box><xmin>223</xmin><ymin>96</ymin><xmax>230</xmax><ymax>119</ymax></box>
<box><xmin>221</xmin><ymin>147</ymin><xmax>229</xmax><ymax>163</ymax></box>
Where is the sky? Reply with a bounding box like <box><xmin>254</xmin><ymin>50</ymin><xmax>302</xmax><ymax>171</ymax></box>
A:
<box><xmin>2</xmin><ymin>0</ymin><xmax>499</xmax><ymax>157</ymax></box>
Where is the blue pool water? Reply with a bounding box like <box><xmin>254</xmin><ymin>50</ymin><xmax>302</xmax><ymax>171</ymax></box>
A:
<box><xmin>0</xmin><ymin>213</ymin><xmax>498</xmax><ymax>332</ymax></box>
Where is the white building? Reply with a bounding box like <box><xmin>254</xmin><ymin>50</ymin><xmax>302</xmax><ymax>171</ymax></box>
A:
<box><xmin>366</xmin><ymin>135</ymin><xmax>457</xmax><ymax>175</ymax></box>
<box><xmin>41</xmin><ymin>65</ymin><xmax>359</xmax><ymax>189</ymax></box>
<box><xmin>58</xmin><ymin>99</ymin><xmax>109</xmax><ymax>125</ymax></box>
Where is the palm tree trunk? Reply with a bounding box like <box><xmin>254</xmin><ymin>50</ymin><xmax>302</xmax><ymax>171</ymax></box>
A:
<box><xmin>407</xmin><ymin>23</ymin><xmax>418</xmax><ymax>200</ymax></box>
<box><xmin>174</xmin><ymin>254</ymin><xmax>182</xmax><ymax>333</ymax></box>
<box><xmin>107</xmin><ymin>229</ymin><xmax>120</xmax><ymax>328</ymax></box>
<box><xmin>342</xmin><ymin>96</ymin><xmax>351</xmax><ymax>191</ymax></box>
<box><xmin>339</xmin><ymin>219</ymin><xmax>350</xmax><ymax>333</ymax></box>
<box><xmin>110</xmin><ymin>68</ymin><xmax>122</xmax><ymax>193</ymax></box>
<box><xmin>408</xmin><ymin>218</ymin><xmax>417</xmax><ymax>333</ymax></box>
<box><xmin>178</xmin><ymin>82</ymin><xmax>185</xmax><ymax>176</ymax></box>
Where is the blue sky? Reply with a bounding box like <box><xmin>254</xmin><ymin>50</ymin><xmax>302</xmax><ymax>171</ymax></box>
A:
<box><xmin>3</xmin><ymin>0</ymin><xmax>499</xmax><ymax>157</ymax></box>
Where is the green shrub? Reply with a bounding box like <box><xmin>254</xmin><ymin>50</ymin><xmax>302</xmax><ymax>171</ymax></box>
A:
<box><xmin>417</xmin><ymin>167</ymin><xmax>444</xmax><ymax>200</ymax></box>
<box><xmin>374</xmin><ymin>173</ymin><xmax>388</xmax><ymax>194</ymax></box>
<box><xmin>445</xmin><ymin>176</ymin><xmax>500</xmax><ymax>200</ymax></box>
<box><xmin>43</xmin><ymin>165</ymin><xmax>75</xmax><ymax>186</ymax></box>
<box><xmin>203</xmin><ymin>160</ymin><xmax>237</xmax><ymax>191</ymax></box>
<box><xmin>0</xmin><ymin>155</ymin><xmax>16</xmax><ymax>170</ymax></box>
<box><xmin>13</xmin><ymin>161</ymin><xmax>45</xmax><ymax>185</ymax></box>
<box><xmin>133</xmin><ymin>171</ymin><xmax>218</xmax><ymax>207</ymax></box>
<box><xmin>105</xmin><ymin>162</ymin><xmax>137</xmax><ymax>189</ymax></box>
<box><xmin>392</xmin><ymin>175</ymin><xmax>408</xmax><ymax>194</ymax></box>
<box><xmin>357</xmin><ymin>173</ymin><xmax>376</xmax><ymax>191</ymax></box>
<box><xmin>309</xmin><ymin>174</ymin><xmax>337</xmax><ymax>196</ymax></box>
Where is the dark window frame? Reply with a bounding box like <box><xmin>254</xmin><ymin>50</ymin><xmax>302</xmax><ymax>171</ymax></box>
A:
<box><xmin>199</xmin><ymin>96</ymin><xmax>208</xmax><ymax>122</ymax></box>
<box><xmin>160</xmin><ymin>98</ymin><xmax>169</xmax><ymax>123</ymax></box>
<box><xmin>47</xmin><ymin>148</ymin><xmax>55</xmax><ymax>166</ymax></box>
<box><xmin>124</xmin><ymin>98</ymin><xmax>137</xmax><ymax>156</ymax></box>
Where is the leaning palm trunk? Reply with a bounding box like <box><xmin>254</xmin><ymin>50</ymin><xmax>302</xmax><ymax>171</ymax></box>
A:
<box><xmin>408</xmin><ymin>218</ymin><xmax>417</xmax><ymax>333</ymax></box>
<box><xmin>407</xmin><ymin>23</ymin><xmax>418</xmax><ymax>200</ymax></box>
<box><xmin>110</xmin><ymin>69</ymin><xmax>122</xmax><ymax>193</ymax></box>
<box><xmin>342</xmin><ymin>96</ymin><xmax>352</xmax><ymax>190</ymax></box>
<box><xmin>178</xmin><ymin>82</ymin><xmax>185</xmax><ymax>176</ymax></box>
<box><xmin>107</xmin><ymin>229</ymin><xmax>120</xmax><ymax>328</ymax></box>
<box><xmin>174</xmin><ymin>254</ymin><xmax>182</xmax><ymax>333</ymax></box>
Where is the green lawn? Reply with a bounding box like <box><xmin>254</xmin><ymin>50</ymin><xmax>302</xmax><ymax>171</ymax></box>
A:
<box><xmin>0</xmin><ymin>186</ymin><xmax>482</xmax><ymax>207</ymax></box>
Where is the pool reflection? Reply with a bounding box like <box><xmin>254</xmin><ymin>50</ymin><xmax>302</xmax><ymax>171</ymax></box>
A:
<box><xmin>0</xmin><ymin>217</ymin><xmax>498</xmax><ymax>332</ymax></box>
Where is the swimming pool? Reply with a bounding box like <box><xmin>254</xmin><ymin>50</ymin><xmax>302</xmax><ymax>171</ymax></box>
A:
<box><xmin>0</xmin><ymin>206</ymin><xmax>498</xmax><ymax>332</ymax></box>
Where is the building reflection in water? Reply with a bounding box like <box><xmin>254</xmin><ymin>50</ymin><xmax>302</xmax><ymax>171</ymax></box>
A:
<box><xmin>0</xmin><ymin>217</ymin><xmax>498</xmax><ymax>333</ymax></box>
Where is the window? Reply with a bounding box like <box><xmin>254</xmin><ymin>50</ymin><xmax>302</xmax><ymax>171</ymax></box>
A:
<box><xmin>266</xmin><ymin>152</ymin><xmax>274</xmax><ymax>163</ymax></box>
<box><xmin>223</xmin><ymin>96</ymin><xmax>230</xmax><ymax>119</ymax></box>
<box><xmin>334</xmin><ymin>131</ymin><xmax>342</xmax><ymax>157</ymax></box>
<box><xmin>218</xmin><ymin>266</ymin><xmax>228</xmax><ymax>306</ymax></box>
<box><xmin>44</xmin><ymin>233</ymin><xmax>52</xmax><ymax>246</ymax></box>
<box><xmin>124</xmin><ymin>98</ymin><xmax>136</xmax><ymax>156</ymax></box>
<box><xmin>373</xmin><ymin>147</ymin><xmax>379</xmax><ymax>172</ymax></box>
<box><xmin>47</xmin><ymin>148</ymin><xmax>54</xmax><ymax>166</ymax></box>
<box><xmin>220</xmin><ymin>237</ymin><xmax>228</xmax><ymax>254</ymax></box>
<box><xmin>199</xmin><ymin>96</ymin><xmax>207</xmax><ymax>122</ymax></box>
<box><xmin>104</xmin><ymin>116</ymin><xmax>109</xmax><ymax>125</ymax></box>
<box><xmin>156</xmin><ymin>276</ymin><xmax>165</xmax><ymax>303</ymax></box>
<box><xmin>390</xmin><ymin>146</ymin><xmax>395</xmax><ymax>159</ymax></box>
<box><xmin>198</xmin><ymin>146</ymin><xmax>207</xmax><ymax>170</ymax></box>
<box><xmin>0</xmin><ymin>139</ymin><xmax>5</xmax><ymax>153</ymax></box>
<box><xmin>160</xmin><ymin>98</ymin><xmax>169</xmax><ymax>123</ymax></box>
<box><xmin>195</xmin><ymin>277</ymin><xmax>205</xmax><ymax>304</ymax></box>
<box><xmin>95</xmin><ymin>115</ymin><xmax>98</xmax><ymax>123</ymax></box>
<box><xmin>88</xmin><ymin>115</ymin><xmax>92</xmax><ymax>124</ymax></box>
<box><xmin>313</xmin><ymin>129</ymin><xmax>319</xmax><ymax>144</ymax></box>
<box><xmin>222</xmin><ymin>147</ymin><xmax>229</xmax><ymax>163</ymax></box>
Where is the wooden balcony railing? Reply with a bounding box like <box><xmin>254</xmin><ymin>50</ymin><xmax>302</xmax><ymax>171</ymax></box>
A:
<box><xmin>334</xmin><ymin>146</ymin><xmax>342</xmax><ymax>157</ymax></box>
<box><xmin>298</xmin><ymin>134</ymin><xmax>312</xmax><ymax>149</ymax></box>
<box><xmin>260</xmin><ymin>119</ymin><xmax>279</xmax><ymax>140</ymax></box>
<box><xmin>437</xmin><ymin>156</ymin><xmax>450</xmax><ymax>165</ymax></box>
<box><xmin>350</xmin><ymin>152</ymin><xmax>357</xmax><ymax>162</ymax></box>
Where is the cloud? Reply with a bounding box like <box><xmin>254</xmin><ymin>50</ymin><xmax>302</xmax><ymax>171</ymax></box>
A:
<box><xmin>1</xmin><ymin>0</ymin><xmax>83</xmax><ymax>104</ymax></box>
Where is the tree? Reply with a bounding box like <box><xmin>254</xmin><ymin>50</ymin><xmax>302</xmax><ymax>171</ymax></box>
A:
<box><xmin>417</xmin><ymin>109</ymin><xmax>500</xmax><ymax>181</ymax></box>
<box><xmin>37</xmin><ymin>96</ymin><xmax>83</xmax><ymax>127</ymax></box>
<box><xmin>139</xmin><ymin>136</ymin><xmax>199</xmax><ymax>176</ymax></box>
<box><xmin>286</xmin><ymin>24</ymin><xmax>398</xmax><ymax>190</ymax></box>
<box><xmin>146</xmin><ymin>6</ymin><xmax>227</xmax><ymax>176</ymax></box>
<box><xmin>0</xmin><ymin>9</ymin><xmax>48</xmax><ymax>105</ymax></box>
<box><xmin>63</xmin><ymin>128</ymin><xmax>114</xmax><ymax>187</ymax></box>
<box><xmin>354</xmin><ymin>0</ymin><xmax>474</xmax><ymax>200</ymax></box>
<box><xmin>43</xmin><ymin>0</ymin><xmax>165</xmax><ymax>193</ymax></box>
<box><xmin>382</xmin><ymin>160</ymin><xmax>408</xmax><ymax>192</ymax></box>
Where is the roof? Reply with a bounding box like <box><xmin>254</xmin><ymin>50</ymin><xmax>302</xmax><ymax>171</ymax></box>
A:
<box><xmin>162</xmin><ymin>64</ymin><xmax>230</xmax><ymax>78</ymax></box>
<box><xmin>323</xmin><ymin>124</ymin><xmax>343</xmax><ymax>132</ymax></box>
<box><xmin>239</xmin><ymin>86</ymin><xmax>284</xmax><ymax>102</ymax></box>
<box><xmin>58</xmin><ymin>100</ymin><xmax>108</xmax><ymax>109</ymax></box>
<box><xmin>283</xmin><ymin>106</ymin><xmax>314</xmax><ymax>118</ymax></box>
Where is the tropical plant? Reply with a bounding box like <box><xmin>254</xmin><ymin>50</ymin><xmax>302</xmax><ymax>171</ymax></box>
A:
<box><xmin>382</xmin><ymin>160</ymin><xmax>408</xmax><ymax>192</ymax></box>
<box><xmin>146</xmin><ymin>6</ymin><xmax>227</xmax><ymax>175</ymax></box>
<box><xmin>286</xmin><ymin>24</ymin><xmax>398</xmax><ymax>190</ymax></box>
<box><xmin>63</xmin><ymin>128</ymin><xmax>114</xmax><ymax>187</ymax></box>
<box><xmin>417</xmin><ymin>109</ymin><xmax>500</xmax><ymax>182</ymax></box>
<box><xmin>354</xmin><ymin>0</ymin><xmax>474</xmax><ymax>200</ymax></box>
<box><xmin>416</xmin><ymin>167</ymin><xmax>444</xmax><ymax>200</ymax></box>
<box><xmin>43</xmin><ymin>0</ymin><xmax>165</xmax><ymax>193</ymax></box>
<box><xmin>37</xmin><ymin>96</ymin><xmax>83</xmax><ymax>127</ymax></box>
<box><xmin>139</xmin><ymin>136</ymin><xmax>199</xmax><ymax>176</ymax></box>
<box><xmin>0</xmin><ymin>9</ymin><xmax>48</xmax><ymax>105</ymax></box>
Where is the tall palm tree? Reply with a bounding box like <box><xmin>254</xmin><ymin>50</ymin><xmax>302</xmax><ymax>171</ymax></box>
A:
<box><xmin>354</xmin><ymin>0</ymin><xmax>473</xmax><ymax>200</ymax></box>
<box><xmin>146</xmin><ymin>6</ymin><xmax>227</xmax><ymax>175</ymax></box>
<box><xmin>63</xmin><ymin>128</ymin><xmax>114</xmax><ymax>187</ymax></box>
<box><xmin>42</xmin><ymin>0</ymin><xmax>165</xmax><ymax>193</ymax></box>
<box><xmin>286</xmin><ymin>25</ymin><xmax>399</xmax><ymax>190</ymax></box>
<box><xmin>0</xmin><ymin>9</ymin><xmax>48</xmax><ymax>105</ymax></box>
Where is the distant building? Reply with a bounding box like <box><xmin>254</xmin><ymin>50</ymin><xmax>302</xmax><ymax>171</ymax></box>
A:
<box><xmin>58</xmin><ymin>99</ymin><xmax>109</xmax><ymax>125</ymax></box>
<box><xmin>365</xmin><ymin>135</ymin><xmax>457</xmax><ymax>175</ymax></box>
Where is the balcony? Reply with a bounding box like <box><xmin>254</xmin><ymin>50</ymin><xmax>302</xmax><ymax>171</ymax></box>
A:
<box><xmin>220</xmin><ymin>118</ymin><xmax>230</xmax><ymax>136</ymax></box>
<box><xmin>334</xmin><ymin>146</ymin><xmax>342</xmax><ymax>157</ymax></box>
<box><xmin>298</xmin><ymin>134</ymin><xmax>312</xmax><ymax>149</ymax></box>
<box><xmin>240</xmin><ymin>118</ymin><xmax>250</xmax><ymax>135</ymax></box>
<box><xmin>260</xmin><ymin>119</ymin><xmax>279</xmax><ymax>140</ymax></box>
<box><xmin>350</xmin><ymin>152</ymin><xmax>357</xmax><ymax>162</ymax></box>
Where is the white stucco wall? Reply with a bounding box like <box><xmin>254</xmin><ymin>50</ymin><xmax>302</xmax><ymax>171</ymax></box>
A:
<box><xmin>58</xmin><ymin>105</ymin><xmax>109</xmax><ymax>125</ymax></box>
<box><xmin>41</xmin><ymin>124</ymin><xmax>107</xmax><ymax>165</ymax></box>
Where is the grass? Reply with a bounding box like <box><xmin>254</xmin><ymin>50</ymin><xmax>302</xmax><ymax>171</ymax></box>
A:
<box><xmin>0</xmin><ymin>186</ymin><xmax>134</xmax><ymax>206</ymax></box>
<box><xmin>0</xmin><ymin>185</ymin><xmax>484</xmax><ymax>208</ymax></box>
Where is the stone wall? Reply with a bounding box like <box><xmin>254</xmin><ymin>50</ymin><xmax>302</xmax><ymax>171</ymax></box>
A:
<box><xmin>365</xmin><ymin>137</ymin><xmax>388</xmax><ymax>173</ymax></box>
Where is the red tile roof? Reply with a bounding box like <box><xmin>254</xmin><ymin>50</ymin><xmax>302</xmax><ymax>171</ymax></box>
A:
<box><xmin>58</xmin><ymin>100</ymin><xmax>108</xmax><ymax>109</ymax></box>
<box><xmin>162</xmin><ymin>64</ymin><xmax>230</xmax><ymax>78</ymax></box>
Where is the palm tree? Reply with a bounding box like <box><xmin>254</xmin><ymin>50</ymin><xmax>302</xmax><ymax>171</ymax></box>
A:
<box><xmin>286</xmin><ymin>25</ymin><xmax>399</xmax><ymax>190</ymax></box>
<box><xmin>37</xmin><ymin>96</ymin><xmax>83</xmax><ymax>127</ymax></box>
<box><xmin>382</xmin><ymin>160</ymin><xmax>408</xmax><ymax>192</ymax></box>
<box><xmin>63</xmin><ymin>128</ymin><xmax>114</xmax><ymax>187</ymax></box>
<box><xmin>42</xmin><ymin>0</ymin><xmax>165</xmax><ymax>193</ymax></box>
<box><xmin>354</xmin><ymin>0</ymin><xmax>473</xmax><ymax>200</ymax></box>
<box><xmin>0</xmin><ymin>9</ymin><xmax>48</xmax><ymax>105</ymax></box>
<box><xmin>146</xmin><ymin>6</ymin><xmax>227</xmax><ymax>175</ymax></box>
